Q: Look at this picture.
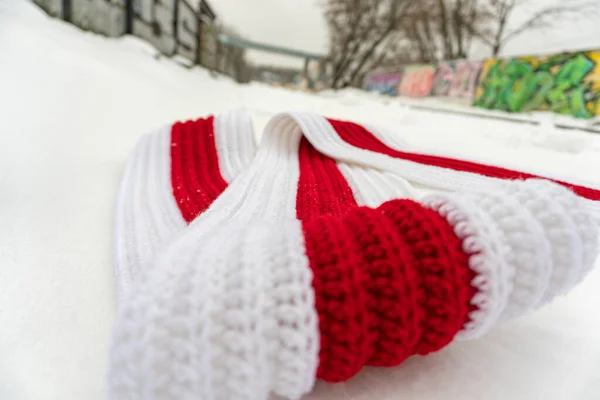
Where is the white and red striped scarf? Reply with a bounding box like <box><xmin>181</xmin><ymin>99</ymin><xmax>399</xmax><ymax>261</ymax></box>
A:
<box><xmin>110</xmin><ymin>110</ymin><xmax>600</xmax><ymax>400</ymax></box>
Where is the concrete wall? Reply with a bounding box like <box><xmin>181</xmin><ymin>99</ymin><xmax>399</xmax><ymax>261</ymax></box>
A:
<box><xmin>132</xmin><ymin>0</ymin><xmax>175</xmax><ymax>55</ymax></box>
<box><xmin>34</xmin><ymin>0</ymin><xmax>126</xmax><ymax>36</ymax></box>
<box><xmin>72</xmin><ymin>0</ymin><xmax>126</xmax><ymax>37</ymax></box>
<box><xmin>32</xmin><ymin>0</ymin><xmax>243</xmax><ymax>81</ymax></box>
<box><xmin>129</xmin><ymin>0</ymin><xmax>198</xmax><ymax>60</ymax></box>
<box><xmin>176</xmin><ymin>2</ymin><xmax>197</xmax><ymax>61</ymax></box>
<box><xmin>199</xmin><ymin>22</ymin><xmax>219</xmax><ymax>69</ymax></box>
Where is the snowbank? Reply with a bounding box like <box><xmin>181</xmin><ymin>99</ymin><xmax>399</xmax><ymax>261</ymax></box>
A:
<box><xmin>1</xmin><ymin>1</ymin><xmax>600</xmax><ymax>400</ymax></box>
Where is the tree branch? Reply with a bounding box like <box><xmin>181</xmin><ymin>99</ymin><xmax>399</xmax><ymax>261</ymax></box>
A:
<box><xmin>502</xmin><ymin>4</ymin><xmax>594</xmax><ymax>43</ymax></box>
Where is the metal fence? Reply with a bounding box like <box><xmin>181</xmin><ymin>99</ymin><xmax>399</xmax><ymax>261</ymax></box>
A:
<box><xmin>32</xmin><ymin>0</ymin><xmax>248</xmax><ymax>82</ymax></box>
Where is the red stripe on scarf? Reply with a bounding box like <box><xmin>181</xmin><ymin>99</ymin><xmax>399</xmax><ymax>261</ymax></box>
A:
<box><xmin>170</xmin><ymin>117</ymin><xmax>228</xmax><ymax>223</ymax></box>
<box><xmin>296</xmin><ymin>137</ymin><xmax>357</xmax><ymax>220</ymax></box>
<box><xmin>327</xmin><ymin>118</ymin><xmax>600</xmax><ymax>201</ymax></box>
<box><xmin>302</xmin><ymin>199</ymin><xmax>473</xmax><ymax>382</ymax></box>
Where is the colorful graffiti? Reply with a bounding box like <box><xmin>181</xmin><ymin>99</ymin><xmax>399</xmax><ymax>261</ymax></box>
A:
<box><xmin>433</xmin><ymin>61</ymin><xmax>482</xmax><ymax>99</ymax></box>
<box><xmin>398</xmin><ymin>65</ymin><xmax>435</xmax><ymax>97</ymax></box>
<box><xmin>361</xmin><ymin>49</ymin><xmax>600</xmax><ymax>120</ymax></box>
<box><xmin>432</xmin><ymin>62</ymin><xmax>455</xmax><ymax>96</ymax></box>
<box><xmin>364</xmin><ymin>72</ymin><xmax>403</xmax><ymax>96</ymax></box>
<box><xmin>474</xmin><ymin>52</ymin><xmax>600</xmax><ymax>118</ymax></box>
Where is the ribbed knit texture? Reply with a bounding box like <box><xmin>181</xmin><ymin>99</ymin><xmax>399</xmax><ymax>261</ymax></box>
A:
<box><xmin>113</xmin><ymin>110</ymin><xmax>256</xmax><ymax>300</ymax></box>
<box><xmin>170</xmin><ymin>116</ymin><xmax>229</xmax><ymax>222</ymax></box>
<box><xmin>303</xmin><ymin>200</ymin><xmax>474</xmax><ymax>382</ymax></box>
<box><xmin>110</xmin><ymin>110</ymin><xmax>600</xmax><ymax>400</ymax></box>
<box><xmin>296</xmin><ymin>137</ymin><xmax>357</xmax><ymax>220</ymax></box>
<box><xmin>327</xmin><ymin>118</ymin><xmax>600</xmax><ymax>202</ymax></box>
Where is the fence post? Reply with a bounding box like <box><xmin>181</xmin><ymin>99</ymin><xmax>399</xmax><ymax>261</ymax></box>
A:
<box><xmin>303</xmin><ymin>58</ymin><xmax>309</xmax><ymax>88</ymax></box>
<box><xmin>172</xmin><ymin>0</ymin><xmax>179</xmax><ymax>56</ymax></box>
<box><xmin>195</xmin><ymin>0</ymin><xmax>202</xmax><ymax>65</ymax></box>
<box><xmin>125</xmin><ymin>0</ymin><xmax>133</xmax><ymax>34</ymax></box>
<box><xmin>216</xmin><ymin>27</ymin><xmax>223</xmax><ymax>73</ymax></box>
<box><xmin>195</xmin><ymin>20</ymin><xmax>202</xmax><ymax>65</ymax></box>
<box><xmin>62</xmin><ymin>0</ymin><xmax>72</xmax><ymax>22</ymax></box>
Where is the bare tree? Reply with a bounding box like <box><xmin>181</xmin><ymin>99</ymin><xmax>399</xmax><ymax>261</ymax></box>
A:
<box><xmin>324</xmin><ymin>0</ymin><xmax>597</xmax><ymax>86</ymax></box>
<box><xmin>323</xmin><ymin>0</ymin><xmax>417</xmax><ymax>88</ymax></box>
<box><xmin>398</xmin><ymin>0</ymin><xmax>483</xmax><ymax>62</ymax></box>
<box><xmin>450</xmin><ymin>0</ymin><xmax>483</xmax><ymax>58</ymax></box>
<box><xmin>324</xmin><ymin>0</ymin><xmax>489</xmax><ymax>86</ymax></box>
<box><xmin>469</xmin><ymin>0</ymin><xmax>599</xmax><ymax>56</ymax></box>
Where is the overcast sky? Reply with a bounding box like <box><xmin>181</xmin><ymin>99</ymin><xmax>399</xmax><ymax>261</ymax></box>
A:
<box><xmin>207</xmin><ymin>0</ymin><xmax>600</xmax><ymax>68</ymax></box>
<box><xmin>208</xmin><ymin>0</ymin><xmax>329</xmax><ymax>69</ymax></box>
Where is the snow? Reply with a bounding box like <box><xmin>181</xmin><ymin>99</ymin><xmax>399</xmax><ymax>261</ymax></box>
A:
<box><xmin>1</xmin><ymin>1</ymin><xmax>600</xmax><ymax>400</ymax></box>
<box><xmin>368</xmin><ymin>92</ymin><xmax>600</xmax><ymax>132</ymax></box>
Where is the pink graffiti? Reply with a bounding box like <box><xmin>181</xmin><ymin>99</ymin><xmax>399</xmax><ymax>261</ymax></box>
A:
<box><xmin>365</xmin><ymin>72</ymin><xmax>403</xmax><ymax>95</ymax></box>
<box><xmin>448</xmin><ymin>62</ymin><xmax>482</xmax><ymax>99</ymax></box>
<box><xmin>399</xmin><ymin>66</ymin><xmax>435</xmax><ymax>97</ymax></box>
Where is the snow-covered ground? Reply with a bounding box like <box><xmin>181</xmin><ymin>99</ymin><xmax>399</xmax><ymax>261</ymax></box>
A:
<box><xmin>2</xmin><ymin>1</ymin><xmax>600</xmax><ymax>400</ymax></box>
<box><xmin>362</xmin><ymin>92</ymin><xmax>600</xmax><ymax>132</ymax></box>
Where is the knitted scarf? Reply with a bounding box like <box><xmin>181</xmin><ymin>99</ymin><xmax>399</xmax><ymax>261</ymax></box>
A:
<box><xmin>109</xmin><ymin>110</ymin><xmax>600</xmax><ymax>400</ymax></box>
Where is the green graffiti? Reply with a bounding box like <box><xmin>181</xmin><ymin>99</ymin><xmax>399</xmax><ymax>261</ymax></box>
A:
<box><xmin>474</xmin><ymin>53</ymin><xmax>600</xmax><ymax>119</ymax></box>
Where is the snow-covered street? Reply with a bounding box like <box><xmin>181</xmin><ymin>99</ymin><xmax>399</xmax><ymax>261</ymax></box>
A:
<box><xmin>2</xmin><ymin>1</ymin><xmax>600</xmax><ymax>400</ymax></box>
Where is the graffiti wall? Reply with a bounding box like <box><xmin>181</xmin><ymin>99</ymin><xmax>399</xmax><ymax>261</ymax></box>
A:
<box><xmin>398</xmin><ymin>65</ymin><xmax>435</xmax><ymax>97</ymax></box>
<box><xmin>364</xmin><ymin>72</ymin><xmax>403</xmax><ymax>96</ymax></box>
<box><xmin>432</xmin><ymin>61</ymin><xmax>482</xmax><ymax>99</ymax></box>
<box><xmin>432</xmin><ymin>62</ymin><xmax>455</xmax><ymax>96</ymax></box>
<box><xmin>474</xmin><ymin>52</ymin><xmax>600</xmax><ymax>118</ymax></box>
<box><xmin>360</xmin><ymin>49</ymin><xmax>600</xmax><ymax>119</ymax></box>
